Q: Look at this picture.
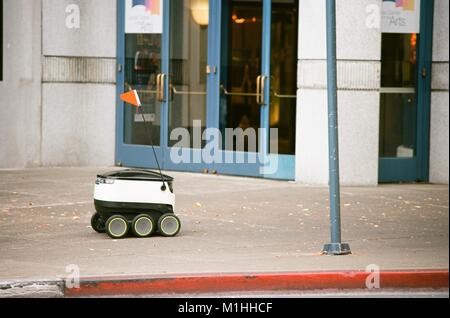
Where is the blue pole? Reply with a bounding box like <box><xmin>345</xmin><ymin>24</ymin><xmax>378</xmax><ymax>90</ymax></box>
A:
<box><xmin>322</xmin><ymin>0</ymin><xmax>351</xmax><ymax>256</ymax></box>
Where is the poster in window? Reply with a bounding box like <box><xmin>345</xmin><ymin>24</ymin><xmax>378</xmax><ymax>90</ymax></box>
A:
<box><xmin>382</xmin><ymin>0</ymin><xmax>421</xmax><ymax>34</ymax></box>
<box><xmin>125</xmin><ymin>0</ymin><xmax>163</xmax><ymax>34</ymax></box>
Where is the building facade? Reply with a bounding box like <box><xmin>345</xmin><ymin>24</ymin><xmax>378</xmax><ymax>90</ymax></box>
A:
<box><xmin>0</xmin><ymin>0</ymin><xmax>448</xmax><ymax>185</ymax></box>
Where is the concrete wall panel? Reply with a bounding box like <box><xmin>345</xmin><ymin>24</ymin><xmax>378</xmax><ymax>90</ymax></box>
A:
<box><xmin>0</xmin><ymin>0</ymin><xmax>42</xmax><ymax>169</ymax></box>
<box><xmin>41</xmin><ymin>84</ymin><xmax>116</xmax><ymax>167</ymax></box>
<box><xmin>43</xmin><ymin>0</ymin><xmax>117</xmax><ymax>57</ymax></box>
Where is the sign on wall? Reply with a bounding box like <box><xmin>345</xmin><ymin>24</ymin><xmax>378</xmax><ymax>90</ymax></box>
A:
<box><xmin>382</xmin><ymin>0</ymin><xmax>421</xmax><ymax>34</ymax></box>
<box><xmin>125</xmin><ymin>0</ymin><xmax>163</xmax><ymax>34</ymax></box>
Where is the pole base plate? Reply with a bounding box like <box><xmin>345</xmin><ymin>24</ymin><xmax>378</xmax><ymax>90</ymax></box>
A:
<box><xmin>322</xmin><ymin>243</ymin><xmax>352</xmax><ymax>256</ymax></box>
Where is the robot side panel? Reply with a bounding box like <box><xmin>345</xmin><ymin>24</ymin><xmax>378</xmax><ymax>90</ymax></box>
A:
<box><xmin>94</xmin><ymin>180</ymin><xmax>175</xmax><ymax>207</ymax></box>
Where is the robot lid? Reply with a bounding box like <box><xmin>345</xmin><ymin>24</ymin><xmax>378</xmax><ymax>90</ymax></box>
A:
<box><xmin>97</xmin><ymin>169</ymin><xmax>174</xmax><ymax>182</ymax></box>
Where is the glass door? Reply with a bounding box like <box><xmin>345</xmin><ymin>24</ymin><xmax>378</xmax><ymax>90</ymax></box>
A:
<box><xmin>378</xmin><ymin>0</ymin><xmax>433</xmax><ymax>182</ymax></box>
<box><xmin>117</xmin><ymin>0</ymin><xmax>299</xmax><ymax>180</ymax></box>
<box><xmin>215</xmin><ymin>0</ymin><xmax>298</xmax><ymax>179</ymax></box>
<box><xmin>116</xmin><ymin>0</ymin><xmax>169</xmax><ymax>169</ymax></box>
<box><xmin>164</xmin><ymin>0</ymin><xmax>211</xmax><ymax>172</ymax></box>
<box><xmin>217</xmin><ymin>0</ymin><xmax>265</xmax><ymax>177</ymax></box>
<box><xmin>118</xmin><ymin>0</ymin><xmax>213</xmax><ymax>173</ymax></box>
<box><xmin>269</xmin><ymin>0</ymin><xmax>298</xmax><ymax>179</ymax></box>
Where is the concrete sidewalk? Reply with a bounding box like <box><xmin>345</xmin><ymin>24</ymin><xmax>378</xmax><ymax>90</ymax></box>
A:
<box><xmin>0</xmin><ymin>168</ymin><xmax>448</xmax><ymax>283</ymax></box>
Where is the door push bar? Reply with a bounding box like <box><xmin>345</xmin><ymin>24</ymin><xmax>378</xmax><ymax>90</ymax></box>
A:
<box><xmin>125</xmin><ymin>73</ymin><xmax>167</xmax><ymax>102</ymax></box>
<box><xmin>134</xmin><ymin>74</ymin><xmax>295</xmax><ymax>104</ymax></box>
<box><xmin>125</xmin><ymin>83</ymin><xmax>158</xmax><ymax>96</ymax></box>
<box><xmin>172</xmin><ymin>86</ymin><xmax>207</xmax><ymax>96</ymax></box>
<box><xmin>220</xmin><ymin>85</ymin><xmax>259</xmax><ymax>97</ymax></box>
<box><xmin>273</xmin><ymin>92</ymin><xmax>296</xmax><ymax>99</ymax></box>
<box><xmin>220</xmin><ymin>75</ymin><xmax>268</xmax><ymax>105</ymax></box>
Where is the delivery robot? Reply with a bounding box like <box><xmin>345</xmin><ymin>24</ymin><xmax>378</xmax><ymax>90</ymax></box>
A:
<box><xmin>90</xmin><ymin>90</ymin><xmax>181</xmax><ymax>239</ymax></box>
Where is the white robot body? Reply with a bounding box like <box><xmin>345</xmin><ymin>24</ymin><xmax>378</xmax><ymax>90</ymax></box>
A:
<box><xmin>94</xmin><ymin>176</ymin><xmax>175</xmax><ymax>208</ymax></box>
<box><xmin>91</xmin><ymin>169</ymin><xmax>180</xmax><ymax>239</ymax></box>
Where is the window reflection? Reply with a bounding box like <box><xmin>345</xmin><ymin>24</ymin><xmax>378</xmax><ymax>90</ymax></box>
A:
<box><xmin>379</xmin><ymin>33</ymin><xmax>419</xmax><ymax>158</ymax></box>
<box><xmin>220</xmin><ymin>1</ymin><xmax>263</xmax><ymax>152</ymax></box>
<box><xmin>169</xmin><ymin>0</ymin><xmax>208</xmax><ymax>148</ymax></box>
<box><xmin>124</xmin><ymin>34</ymin><xmax>162</xmax><ymax>146</ymax></box>
<box><xmin>270</xmin><ymin>0</ymin><xmax>298</xmax><ymax>155</ymax></box>
<box><xmin>381</xmin><ymin>33</ymin><xmax>418</xmax><ymax>87</ymax></box>
<box><xmin>380</xmin><ymin>94</ymin><xmax>417</xmax><ymax>158</ymax></box>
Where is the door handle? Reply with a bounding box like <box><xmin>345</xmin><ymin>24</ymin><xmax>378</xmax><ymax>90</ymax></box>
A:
<box><xmin>261</xmin><ymin>75</ymin><xmax>267</xmax><ymax>105</ymax></box>
<box><xmin>157</xmin><ymin>73</ymin><xmax>167</xmax><ymax>102</ymax></box>
<box><xmin>156</xmin><ymin>73</ymin><xmax>162</xmax><ymax>100</ymax></box>
<box><xmin>421</xmin><ymin>67</ymin><xmax>427</xmax><ymax>78</ymax></box>
<box><xmin>161</xmin><ymin>73</ymin><xmax>167</xmax><ymax>102</ymax></box>
<box><xmin>257</xmin><ymin>75</ymin><xmax>268</xmax><ymax>105</ymax></box>
<box><xmin>221</xmin><ymin>76</ymin><xmax>267</xmax><ymax>105</ymax></box>
<box><xmin>256</xmin><ymin>75</ymin><xmax>262</xmax><ymax>104</ymax></box>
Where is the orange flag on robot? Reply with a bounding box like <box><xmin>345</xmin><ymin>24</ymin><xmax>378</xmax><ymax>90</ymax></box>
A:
<box><xmin>120</xmin><ymin>90</ymin><xmax>141</xmax><ymax>107</ymax></box>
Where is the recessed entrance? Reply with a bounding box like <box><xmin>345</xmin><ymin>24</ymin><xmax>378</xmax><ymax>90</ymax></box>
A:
<box><xmin>116</xmin><ymin>0</ymin><xmax>299</xmax><ymax>180</ymax></box>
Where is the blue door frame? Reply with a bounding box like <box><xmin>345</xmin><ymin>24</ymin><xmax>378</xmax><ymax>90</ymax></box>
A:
<box><xmin>379</xmin><ymin>0</ymin><xmax>434</xmax><ymax>183</ymax></box>
<box><xmin>116</xmin><ymin>0</ymin><xmax>169</xmax><ymax>170</ymax></box>
<box><xmin>116</xmin><ymin>0</ymin><xmax>296</xmax><ymax>180</ymax></box>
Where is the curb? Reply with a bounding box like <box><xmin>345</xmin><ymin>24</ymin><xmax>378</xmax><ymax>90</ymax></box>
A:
<box><xmin>64</xmin><ymin>270</ymin><xmax>449</xmax><ymax>297</ymax></box>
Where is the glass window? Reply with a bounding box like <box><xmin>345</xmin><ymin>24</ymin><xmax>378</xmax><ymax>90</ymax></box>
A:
<box><xmin>220</xmin><ymin>0</ymin><xmax>263</xmax><ymax>152</ymax></box>
<box><xmin>123</xmin><ymin>33</ymin><xmax>162</xmax><ymax>146</ymax></box>
<box><xmin>219</xmin><ymin>0</ymin><xmax>299</xmax><ymax>155</ymax></box>
<box><xmin>380</xmin><ymin>93</ymin><xmax>417</xmax><ymax>158</ymax></box>
<box><xmin>168</xmin><ymin>0</ymin><xmax>208</xmax><ymax>148</ymax></box>
<box><xmin>270</xmin><ymin>0</ymin><xmax>298</xmax><ymax>155</ymax></box>
<box><xmin>381</xmin><ymin>33</ymin><xmax>418</xmax><ymax>88</ymax></box>
<box><xmin>379</xmin><ymin>33</ymin><xmax>419</xmax><ymax>158</ymax></box>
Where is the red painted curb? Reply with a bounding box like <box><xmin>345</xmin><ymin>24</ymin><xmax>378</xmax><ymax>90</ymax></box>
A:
<box><xmin>65</xmin><ymin>270</ymin><xmax>449</xmax><ymax>297</ymax></box>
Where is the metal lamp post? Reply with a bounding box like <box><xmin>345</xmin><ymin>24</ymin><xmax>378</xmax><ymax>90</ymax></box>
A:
<box><xmin>322</xmin><ymin>0</ymin><xmax>351</xmax><ymax>256</ymax></box>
